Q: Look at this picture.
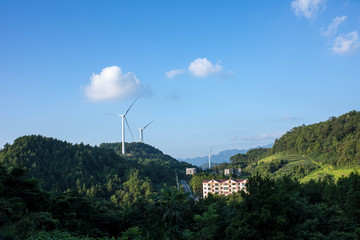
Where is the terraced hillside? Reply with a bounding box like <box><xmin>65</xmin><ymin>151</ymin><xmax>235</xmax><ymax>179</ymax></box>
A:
<box><xmin>226</xmin><ymin>111</ymin><xmax>360</xmax><ymax>181</ymax></box>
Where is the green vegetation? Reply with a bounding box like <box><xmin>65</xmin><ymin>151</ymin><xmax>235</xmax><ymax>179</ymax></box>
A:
<box><xmin>0</xmin><ymin>135</ymin><xmax>138</xmax><ymax>198</ymax></box>
<box><xmin>0</xmin><ymin>135</ymin><xmax>192</xmax><ymax>202</ymax></box>
<box><xmin>272</xmin><ymin>110</ymin><xmax>360</xmax><ymax>166</ymax></box>
<box><xmin>301</xmin><ymin>165</ymin><xmax>357</xmax><ymax>182</ymax></box>
<box><xmin>230</xmin><ymin>148</ymin><xmax>269</xmax><ymax>169</ymax></box>
<box><xmin>245</xmin><ymin>154</ymin><xmax>321</xmax><ymax>179</ymax></box>
<box><xmin>2</xmin><ymin>110</ymin><xmax>360</xmax><ymax>238</ymax></box>
<box><xmin>216</xmin><ymin>111</ymin><xmax>360</xmax><ymax>181</ymax></box>
<box><xmin>2</xmin><ymin>161</ymin><xmax>360</xmax><ymax>239</ymax></box>
<box><xmin>100</xmin><ymin>142</ymin><xmax>193</xmax><ymax>189</ymax></box>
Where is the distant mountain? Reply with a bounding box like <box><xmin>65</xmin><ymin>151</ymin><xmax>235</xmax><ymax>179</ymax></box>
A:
<box><xmin>178</xmin><ymin>143</ymin><xmax>273</xmax><ymax>167</ymax></box>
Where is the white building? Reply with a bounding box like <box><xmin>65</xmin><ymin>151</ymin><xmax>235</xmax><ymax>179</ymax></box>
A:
<box><xmin>186</xmin><ymin>168</ymin><xmax>197</xmax><ymax>175</ymax></box>
<box><xmin>202</xmin><ymin>179</ymin><xmax>247</xmax><ymax>198</ymax></box>
<box><xmin>224</xmin><ymin>168</ymin><xmax>233</xmax><ymax>176</ymax></box>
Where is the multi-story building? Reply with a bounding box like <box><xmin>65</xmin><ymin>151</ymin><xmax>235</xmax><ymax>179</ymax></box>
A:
<box><xmin>186</xmin><ymin>168</ymin><xmax>197</xmax><ymax>175</ymax></box>
<box><xmin>202</xmin><ymin>179</ymin><xmax>247</xmax><ymax>198</ymax></box>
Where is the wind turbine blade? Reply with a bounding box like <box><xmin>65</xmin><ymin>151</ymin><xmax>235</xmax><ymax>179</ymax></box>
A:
<box><xmin>210</xmin><ymin>146</ymin><xmax>213</xmax><ymax>155</ymax></box>
<box><xmin>104</xmin><ymin>114</ymin><xmax>121</xmax><ymax>117</ymax></box>
<box><xmin>124</xmin><ymin>96</ymin><xmax>139</xmax><ymax>116</ymax></box>
<box><xmin>143</xmin><ymin>120</ymin><xmax>154</xmax><ymax>130</ymax></box>
<box><xmin>125</xmin><ymin>117</ymin><xmax>135</xmax><ymax>142</ymax></box>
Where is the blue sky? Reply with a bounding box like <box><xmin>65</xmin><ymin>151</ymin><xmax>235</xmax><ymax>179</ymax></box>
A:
<box><xmin>1</xmin><ymin>0</ymin><xmax>360</xmax><ymax>158</ymax></box>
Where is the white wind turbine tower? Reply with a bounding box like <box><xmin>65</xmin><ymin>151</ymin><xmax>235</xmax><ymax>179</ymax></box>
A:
<box><xmin>138</xmin><ymin>120</ymin><xmax>154</xmax><ymax>143</ymax></box>
<box><xmin>208</xmin><ymin>146</ymin><xmax>213</xmax><ymax>170</ymax></box>
<box><xmin>108</xmin><ymin>97</ymin><xmax>138</xmax><ymax>154</ymax></box>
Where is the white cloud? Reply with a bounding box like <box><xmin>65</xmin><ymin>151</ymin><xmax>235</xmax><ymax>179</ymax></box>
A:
<box><xmin>291</xmin><ymin>0</ymin><xmax>326</xmax><ymax>18</ymax></box>
<box><xmin>84</xmin><ymin>66</ymin><xmax>142</xmax><ymax>101</ymax></box>
<box><xmin>332</xmin><ymin>31</ymin><xmax>360</xmax><ymax>54</ymax></box>
<box><xmin>322</xmin><ymin>16</ymin><xmax>347</xmax><ymax>37</ymax></box>
<box><xmin>166</xmin><ymin>69</ymin><xmax>185</xmax><ymax>79</ymax></box>
<box><xmin>243</xmin><ymin>132</ymin><xmax>285</xmax><ymax>141</ymax></box>
<box><xmin>188</xmin><ymin>58</ymin><xmax>222</xmax><ymax>78</ymax></box>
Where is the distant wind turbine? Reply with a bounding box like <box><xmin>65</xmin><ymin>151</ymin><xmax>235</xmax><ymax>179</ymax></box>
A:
<box><xmin>107</xmin><ymin>97</ymin><xmax>138</xmax><ymax>154</ymax></box>
<box><xmin>138</xmin><ymin>120</ymin><xmax>154</xmax><ymax>143</ymax></box>
<box><xmin>209</xmin><ymin>146</ymin><xmax>213</xmax><ymax>169</ymax></box>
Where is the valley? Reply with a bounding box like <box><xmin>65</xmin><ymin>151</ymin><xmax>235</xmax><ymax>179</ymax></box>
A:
<box><xmin>1</xmin><ymin>111</ymin><xmax>360</xmax><ymax>239</ymax></box>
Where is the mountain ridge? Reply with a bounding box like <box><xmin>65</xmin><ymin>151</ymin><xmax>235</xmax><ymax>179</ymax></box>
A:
<box><xmin>178</xmin><ymin>143</ymin><xmax>273</xmax><ymax>167</ymax></box>
<box><xmin>0</xmin><ymin>135</ymin><xmax>193</xmax><ymax>199</ymax></box>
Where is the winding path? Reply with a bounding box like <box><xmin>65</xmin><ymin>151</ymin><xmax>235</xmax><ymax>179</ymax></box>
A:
<box><xmin>180</xmin><ymin>180</ymin><xmax>194</xmax><ymax>198</ymax></box>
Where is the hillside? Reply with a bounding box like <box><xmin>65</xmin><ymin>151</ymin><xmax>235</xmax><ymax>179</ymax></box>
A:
<box><xmin>3</xmin><ymin>160</ymin><xmax>360</xmax><ymax>239</ymax></box>
<box><xmin>226</xmin><ymin>111</ymin><xmax>360</xmax><ymax>181</ymax></box>
<box><xmin>272</xmin><ymin>111</ymin><xmax>360</xmax><ymax>166</ymax></box>
<box><xmin>100</xmin><ymin>142</ymin><xmax>194</xmax><ymax>186</ymax></box>
<box><xmin>179</xmin><ymin>149</ymin><xmax>247</xmax><ymax>167</ymax></box>
<box><xmin>0</xmin><ymin>135</ymin><xmax>193</xmax><ymax>202</ymax></box>
<box><xmin>179</xmin><ymin>143</ymin><xmax>273</xmax><ymax>167</ymax></box>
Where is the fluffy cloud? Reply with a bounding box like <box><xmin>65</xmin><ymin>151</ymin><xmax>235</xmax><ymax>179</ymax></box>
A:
<box><xmin>166</xmin><ymin>69</ymin><xmax>185</xmax><ymax>79</ymax></box>
<box><xmin>322</xmin><ymin>16</ymin><xmax>347</xmax><ymax>37</ymax></box>
<box><xmin>291</xmin><ymin>0</ymin><xmax>326</xmax><ymax>18</ymax></box>
<box><xmin>332</xmin><ymin>31</ymin><xmax>360</xmax><ymax>54</ymax></box>
<box><xmin>84</xmin><ymin>66</ymin><xmax>141</xmax><ymax>101</ymax></box>
<box><xmin>188</xmin><ymin>58</ymin><xmax>222</xmax><ymax>78</ymax></box>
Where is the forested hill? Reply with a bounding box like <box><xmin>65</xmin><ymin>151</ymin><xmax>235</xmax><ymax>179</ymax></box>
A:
<box><xmin>0</xmin><ymin>135</ymin><xmax>142</xmax><ymax>199</ymax></box>
<box><xmin>100</xmin><ymin>142</ymin><xmax>174</xmax><ymax>160</ymax></box>
<box><xmin>100</xmin><ymin>142</ymin><xmax>194</xmax><ymax>186</ymax></box>
<box><xmin>272</xmin><ymin>110</ymin><xmax>360</xmax><ymax>166</ymax></box>
<box><xmin>0</xmin><ymin>135</ymin><xmax>193</xmax><ymax>201</ymax></box>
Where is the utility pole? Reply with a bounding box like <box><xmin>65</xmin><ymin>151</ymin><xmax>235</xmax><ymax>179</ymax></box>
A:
<box><xmin>175</xmin><ymin>169</ymin><xmax>179</xmax><ymax>190</ymax></box>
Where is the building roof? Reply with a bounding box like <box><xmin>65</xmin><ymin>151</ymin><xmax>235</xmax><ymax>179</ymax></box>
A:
<box><xmin>203</xmin><ymin>179</ymin><xmax>247</xmax><ymax>183</ymax></box>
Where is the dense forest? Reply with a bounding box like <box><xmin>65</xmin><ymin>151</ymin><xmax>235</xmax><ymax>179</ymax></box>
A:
<box><xmin>0</xmin><ymin>135</ymin><xmax>192</xmax><ymax>203</ymax></box>
<box><xmin>1</xmin><ymin>111</ymin><xmax>360</xmax><ymax>239</ymax></box>
<box><xmin>208</xmin><ymin>111</ymin><xmax>360</xmax><ymax>181</ymax></box>
<box><xmin>272</xmin><ymin>110</ymin><xmax>360</xmax><ymax>166</ymax></box>
<box><xmin>100</xmin><ymin>142</ymin><xmax>193</xmax><ymax>188</ymax></box>
<box><xmin>2</xmin><ymin>162</ymin><xmax>360</xmax><ymax>239</ymax></box>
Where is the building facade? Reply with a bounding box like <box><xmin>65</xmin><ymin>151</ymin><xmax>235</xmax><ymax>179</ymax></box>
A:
<box><xmin>224</xmin><ymin>168</ymin><xmax>233</xmax><ymax>176</ymax></box>
<box><xmin>186</xmin><ymin>168</ymin><xmax>197</xmax><ymax>175</ymax></box>
<box><xmin>202</xmin><ymin>179</ymin><xmax>247</xmax><ymax>198</ymax></box>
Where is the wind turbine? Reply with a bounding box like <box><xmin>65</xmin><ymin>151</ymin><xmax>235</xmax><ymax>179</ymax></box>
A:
<box><xmin>108</xmin><ymin>97</ymin><xmax>138</xmax><ymax>154</ymax></box>
<box><xmin>208</xmin><ymin>146</ymin><xmax>213</xmax><ymax>170</ymax></box>
<box><xmin>138</xmin><ymin>120</ymin><xmax>154</xmax><ymax>143</ymax></box>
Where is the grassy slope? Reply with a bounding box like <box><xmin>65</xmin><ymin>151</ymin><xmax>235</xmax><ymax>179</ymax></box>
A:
<box><xmin>257</xmin><ymin>154</ymin><xmax>284</xmax><ymax>163</ymax></box>
<box><xmin>300</xmin><ymin>165</ymin><xmax>358</xmax><ymax>182</ymax></box>
<box><xmin>253</xmin><ymin>153</ymin><xmax>359</xmax><ymax>182</ymax></box>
